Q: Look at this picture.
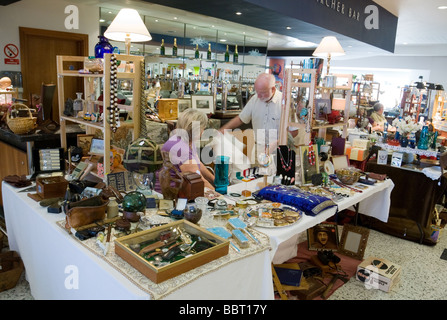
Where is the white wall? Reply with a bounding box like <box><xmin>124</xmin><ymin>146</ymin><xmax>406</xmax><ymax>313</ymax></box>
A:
<box><xmin>0</xmin><ymin>0</ymin><xmax>100</xmax><ymax>73</ymax></box>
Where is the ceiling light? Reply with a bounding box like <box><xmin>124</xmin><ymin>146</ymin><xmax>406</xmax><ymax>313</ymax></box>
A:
<box><xmin>438</xmin><ymin>5</ymin><xmax>447</xmax><ymax>9</ymax></box>
<box><xmin>173</xmin><ymin>17</ymin><xmax>178</xmax><ymax>20</ymax></box>
<box><xmin>220</xmin><ymin>39</ymin><xmax>227</xmax><ymax>42</ymax></box>
<box><xmin>99</xmin><ymin>19</ymin><xmax>105</xmax><ymax>22</ymax></box>
<box><xmin>286</xmin><ymin>26</ymin><xmax>292</xmax><ymax>30</ymax></box>
<box><xmin>236</xmin><ymin>12</ymin><xmax>242</xmax><ymax>15</ymax></box>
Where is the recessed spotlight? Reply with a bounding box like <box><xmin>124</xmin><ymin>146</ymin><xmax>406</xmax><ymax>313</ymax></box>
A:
<box><xmin>236</xmin><ymin>12</ymin><xmax>242</xmax><ymax>15</ymax></box>
<box><xmin>155</xmin><ymin>19</ymin><xmax>159</xmax><ymax>22</ymax></box>
<box><xmin>220</xmin><ymin>39</ymin><xmax>227</xmax><ymax>42</ymax></box>
<box><xmin>173</xmin><ymin>17</ymin><xmax>178</xmax><ymax>19</ymax></box>
<box><xmin>99</xmin><ymin>19</ymin><xmax>105</xmax><ymax>22</ymax></box>
<box><xmin>438</xmin><ymin>5</ymin><xmax>447</xmax><ymax>9</ymax></box>
<box><xmin>286</xmin><ymin>26</ymin><xmax>292</xmax><ymax>30</ymax></box>
<box><xmin>403</xmin><ymin>42</ymin><xmax>408</xmax><ymax>45</ymax></box>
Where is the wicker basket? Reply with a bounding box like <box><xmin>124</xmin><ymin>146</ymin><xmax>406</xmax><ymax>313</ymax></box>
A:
<box><xmin>7</xmin><ymin>103</ymin><xmax>37</xmax><ymax>134</ymax></box>
<box><xmin>335</xmin><ymin>168</ymin><xmax>361</xmax><ymax>185</ymax></box>
<box><xmin>0</xmin><ymin>251</ymin><xmax>24</xmax><ymax>293</ymax></box>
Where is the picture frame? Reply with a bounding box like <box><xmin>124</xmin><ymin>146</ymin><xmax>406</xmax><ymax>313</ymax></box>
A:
<box><xmin>377</xmin><ymin>150</ymin><xmax>388</xmax><ymax>165</ymax></box>
<box><xmin>191</xmin><ymin>94</ymin><xmax>214</xmax><ymax>114</ymax></box>
<box><xmin>89</xmin><ymin>138</ymin><xmax>105</xmax><ymax>156</ymax></box>
<box><xmin>307</xmin><ymin>222</ymin><xmax>339</xmax><ymax>251</ymax></box>
<box><xmin>315</xmin><ymin>98</ymin><xmax>331</xmax><ymax>120</ymax></box>
<box><xmin>299</xmin><ymin>145</ymin><xmax>320</xmax><ymax>184</ymax></box>
<box><xmin>177</xmin><ymin>97</ymin><xmax>192</xmax><ymax>113</ymax></box>
<box><xmin>77</xmin><ymin>134</ymin><xmax>94</xmax><ymax>156</ymax></box>
<box><xmin>331</xmin><ymin>154</ymin><xmax>350</xmax><ymax>171</ymax></box>
<box><xmin>391</xmin><ymin>152</ymin><xmax>403</xmax><ymax>167</ymax></box>
<box><xmin>338</xmin><ymin>224</ymin><xmax>370</xmax><ymax>260</ymax></box>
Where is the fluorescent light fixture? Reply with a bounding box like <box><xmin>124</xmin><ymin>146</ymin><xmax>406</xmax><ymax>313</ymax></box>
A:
<box><xmin>438</xmin><ymin>5</ymin><xmax>447</xmax><ymax>9</ymax></box>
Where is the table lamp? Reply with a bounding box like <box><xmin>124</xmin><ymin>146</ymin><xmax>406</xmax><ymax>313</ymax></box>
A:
<box><xmin>104</xmin><ymin>8</ymin><xmax>152</xmax><ymax>55</ymax></box>
<box><xmin>312</xmin><ymin>36</ymin><xmax>345</xmax><ymax>75</ymax></box>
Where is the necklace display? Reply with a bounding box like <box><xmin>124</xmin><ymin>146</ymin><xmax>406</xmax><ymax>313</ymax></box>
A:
<box><xmin>107</xmin><ymin>54</ymin><xmax>119</xmax><ymax>133</ymax></box>
<box><xmin>277</xmin><ymin>146</ymin><xmax>293</xmax><ymax>171</ymax></box>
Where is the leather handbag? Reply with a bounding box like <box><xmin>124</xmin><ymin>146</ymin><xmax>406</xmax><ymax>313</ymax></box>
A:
<box><xmin>64</xmin><ymin>196</ymin><xmax>109</xmax><ymax>229</ymax></box>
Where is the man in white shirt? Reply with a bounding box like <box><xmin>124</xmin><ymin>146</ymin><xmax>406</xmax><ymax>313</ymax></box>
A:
<box><xmin>219</xmin><ymin>73</ymin><xmax>298</xmax><ymax>153</ymax></box>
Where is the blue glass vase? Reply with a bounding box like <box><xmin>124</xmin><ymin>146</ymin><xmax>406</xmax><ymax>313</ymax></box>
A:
<box><xmin>408</xmin><ymin>132</ymin><xmax>416</xmax><ymax>149</ymax></box>
<box><xmin>417</xmin><ymin>126</ymin><xmax>429</xmax><ymax>150</ymax></box>
<box><xmin>214</xmin><ymin>156</ymin><xmax>230</xmax><ymax>195</ymax></box>
<box><xmin>399</xmin><ymin>135</ymin><xmax>409</xmax><ymax>148</ymax></box>
<box><xmin>94</xmin><ymin>36</ymin><xmax>113</xmax><ymax>58</ymax></box>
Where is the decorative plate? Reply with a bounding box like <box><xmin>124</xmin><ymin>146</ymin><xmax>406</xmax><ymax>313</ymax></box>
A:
<box><xmin>324</xmin><ymin>160</ymin><xmax>335</xmax><ymax>175</ymax></box>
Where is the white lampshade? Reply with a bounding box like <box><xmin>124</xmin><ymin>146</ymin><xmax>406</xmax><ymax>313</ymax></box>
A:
<box><xmin>312</xmin><ymin>36</ymin><xmax>345</xmax><ymax>57</ymax></box>
<box><xmin>105</xmin><ymin>8</ymin><xmax>152</xmax><ymax>44</ymax></box>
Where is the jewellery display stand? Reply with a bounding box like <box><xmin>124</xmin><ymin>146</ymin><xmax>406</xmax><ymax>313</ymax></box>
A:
<box><xmin>276</xmin><ymin>145</ymin><xmax>295</xmax><ymax>185</ymax></box>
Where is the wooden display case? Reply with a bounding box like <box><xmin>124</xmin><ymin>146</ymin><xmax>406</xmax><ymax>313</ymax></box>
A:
<box><xmin>115</xmin><ymin>219</ymin><xmax>229</xmax><ymax>283</ymax></box>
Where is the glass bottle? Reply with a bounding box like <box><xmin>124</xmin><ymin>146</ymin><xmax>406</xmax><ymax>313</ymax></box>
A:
<box><xmin>417</xmin><ymin>125</ymin><xmax>429</xmax><ymax>150</ymax></box>
<box><xmin>107</xmin><ymin>197</ymin><xmax>119</xmax><ymax>219</ymax></box>
<box><xmin>94</xmin><ymin>35</ymin><xmax>113</xmax><ymax>59</ymax></box>
<box><xmin>207</xmin><ymin>43</ymin><xmax>212</xmax><ymax>60</ymax></box>
<box><xmin>172</xmin><ymin>38</ymin><xmax>178</xmax><ymax>56</ymax></box>
<box><xmin>160</xmin><ymin>39</ymin><xmax>165</xmax><ymax>55</ymax></box>
<box><xmin>73</xmin><ymin>92</ymin><xmax>84</xmax><ymax>118</ymax></box>
<box><xmin>194</xmin><ymin>44</ymin><xmax>200</xmax><ymax>59</ymax></box>
<box><xmin>233</xmin><ymin>44</ymin><xmax>238</xmax><ymax>63</ymax></box>
<box><xmin>224</xmin><ymin>45</ymin><xmax>229</xmax><ymax>62</ymax></box>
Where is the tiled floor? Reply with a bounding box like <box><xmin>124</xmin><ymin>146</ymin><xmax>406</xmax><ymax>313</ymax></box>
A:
<box><xmin>1</xmin><ymin>225</ymin><xmax>446</xmax><ymax>300</ymax></box>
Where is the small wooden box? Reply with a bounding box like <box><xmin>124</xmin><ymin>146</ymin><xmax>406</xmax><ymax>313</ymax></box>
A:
<box><xmin>114</xmin><ymin>219</ymin><xmax>229</xmax><ymax>283</ymax></box>
<box><xmin>158</xmin><ymin>99</ymin><xmax>178</xmax><ymax>121</ymax></box>
<box><xmin>36</xmin><ymin>176</ymin><xmax>68</xmax><ymax>199</ymax></box>
<box><xmin>178</xmin><ymin>172</ymin><xmax>204</xmax><ymax>201</ymax></box>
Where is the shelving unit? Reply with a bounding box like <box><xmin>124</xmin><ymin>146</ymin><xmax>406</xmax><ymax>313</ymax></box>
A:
<box><xmin>57</xmin><ymin>54</ymin><xmax>143</xmax><ymax>180</ymax></box>
<box><xmin>280</xmin><ymin>68</ymin><xmax>352</xmax><ymax>145</ymax></box>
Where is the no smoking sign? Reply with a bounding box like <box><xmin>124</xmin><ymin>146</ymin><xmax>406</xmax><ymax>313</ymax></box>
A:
<box><xmin>4</xmin><ymin>43</ymin><xmax>20</xmax><ymax>65</ymax></box>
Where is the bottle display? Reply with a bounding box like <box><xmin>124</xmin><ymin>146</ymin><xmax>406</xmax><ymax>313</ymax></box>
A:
<box><xmin>173</xmin><ymin>38</ymin><xmax>178</xmax><ymax>56</ymax></box>
<box><xmin>207</xmin><ymin>43</ymin><xmax>212</xmax><ymax>60</ymax></box>
<box><xmin>160</xmin><ymin>39</ymin><xmax>165</xmax><ymax>55</ymax></box>
<box><xmin>233</xmin><ymin>44</ymin><xmax>238</xmax><ymax>63</ymax></box>
<box><xmin>195</xmin><ymin>44</ymin><xmax>200</xmax><ymax>59</ymax></box>
<box><xmin>224</xmin><ymin>45</ymin><xmax>229</xmax><ymax>62</ymax></box>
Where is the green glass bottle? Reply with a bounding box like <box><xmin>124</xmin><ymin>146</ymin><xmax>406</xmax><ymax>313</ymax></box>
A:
<box><xmin>194</xmin><ymin>44</ymin><xmax>200</xmax><ymax>59</ymax></box>
<box><xmin>160</xmin><ymin>39</ymin><xmax>165</xmax><ymax>55</ymax></box>
<box><xmin>233</xmin><ymin>44</ymin><xmax>238</xmax><ymax>63</ymax></box>
<box><xmin>207</xmin><ymin>43</ymin><xmax>212</xmax><ymax>60</ymax></box>
<box><xmin>172</xmin><ymin>38</ymin><xmax>178</xmax><ymax>56</ymax></box>
<box><xmin>224</xmin><ymin>45</ymin><xmax>229</xmax><ymax>62</ymax></box>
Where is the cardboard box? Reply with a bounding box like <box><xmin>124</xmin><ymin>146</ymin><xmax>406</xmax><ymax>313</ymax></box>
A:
<box><xmin>115</xmin><ymin>219</ymin><xmax>229</xmax><ymax>283</ymax></box>
<box><xmin>356</xmin><ymin>256</ymin><xmax>401</xmax><ymax>292</ymax></box>
<box><xmin>345</xmin><ymin>147</ymin><xmax>368</xmax><ymax>161</ymax></box>
<box><xmin>352</xmin><ymin>138</ymin><xmax>370</xmax><ymax>150</ymax></box>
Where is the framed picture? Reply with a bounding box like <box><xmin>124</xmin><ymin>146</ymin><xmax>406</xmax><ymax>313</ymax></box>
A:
<box><xmin>338</xmin><ymin>224</ymin><xmax>370</xmax><ymax>260</ymax></box>
<box><xmin>77</xmin><ymin>134</ymin><xmax>94</xmax><ymax>156</ymax></box>
<box><xmin>315</xmin><ymin>98</ymin><xmax>331</xmax><ymax>120</ymax></box>
<box><xmin>89</xmin><ymin>138</ymin><xmax>104</xmax><ymax>156</ymax></box>
<box><xmin>191</xmin><ymin>94</ymin><xmax>214</xmax><ymax>114</ymax></box>
<box><xmin>331</xmin><ymin>154</ymin><xmax>350</xmax><ymax>171</ymax></box>
<box><xmin>307</xmin><ymin>222</ymin><xmax>339</xmax><ymax>251</ymax></box>
<box><xmin>377</xmin><ymin>150</ymin><xmax>388</xmax><ymax>165</ymax></box>
<box><xmin>299</xmin><ymin>145</ymin><xmax>320</xmax><ymax>184</ymax></box>
<box><xmin>391</xmin><ymin>152</ymin><xmax>403</xmax><ymax>167</ymax></box>
<box><xmin>177</xmin><ymin>98</ymin><xmax>192</xmax><ymax>113</ymax></box>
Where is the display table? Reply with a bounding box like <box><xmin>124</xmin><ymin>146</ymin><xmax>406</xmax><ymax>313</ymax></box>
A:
<box><xmin>225</xmin><ymin>178</ymin><xmax>394</xmax><ymax>263</ymax></box>
<box><xmin>365</xmin><ymin>161</ymin><xmax>446</xmax><ymax>244</ymax></box>
<box><xmin>2</xmin><ymin>182</ymin><xmax>273</xmax><ymax>300</ymax></box>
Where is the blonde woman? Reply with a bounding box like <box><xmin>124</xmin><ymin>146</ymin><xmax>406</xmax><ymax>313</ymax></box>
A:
<box><xmin>154</xmin><ymin>109</ymin><xmax>215</xmax><ymax>192</ymax></box>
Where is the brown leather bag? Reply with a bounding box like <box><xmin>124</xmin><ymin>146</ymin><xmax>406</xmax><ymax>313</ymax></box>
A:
<box><xmin>64</xmin><ymin>196</ymin><xmax>109</xmax><ymax>229</ymax></box>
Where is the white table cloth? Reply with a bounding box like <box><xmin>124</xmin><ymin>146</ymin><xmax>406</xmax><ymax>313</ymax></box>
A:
<box><xmin>226</xmin><ymin>178</ymin><xmax>394</xmax><ymax>264</ymax></box>
<box><xmin>2</xmin><ymin>182</ymin><xmax>273</xmax><ymax>300</ymax></box>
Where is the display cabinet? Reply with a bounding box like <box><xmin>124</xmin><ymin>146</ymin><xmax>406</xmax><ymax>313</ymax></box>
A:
<box><xmin>279</xmin><ymin>68</ymin><xmax>352</xmax><ymax>146</ymax></box>
<box><xmin>56</xmin><ymin>54</ymin><xmax>143</xmax><ymax>180</ymax></box>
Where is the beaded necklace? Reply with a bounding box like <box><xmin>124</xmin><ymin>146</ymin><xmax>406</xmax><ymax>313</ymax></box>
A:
<box><xmin>277</xmin><ymin>146</ymin><xmax>293</xmax><ymax>171</ymax></box>
<box><xmin>107</xmin><ymin>54</ymin><xmax>119</xmax><ymax>133</ymax></box>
